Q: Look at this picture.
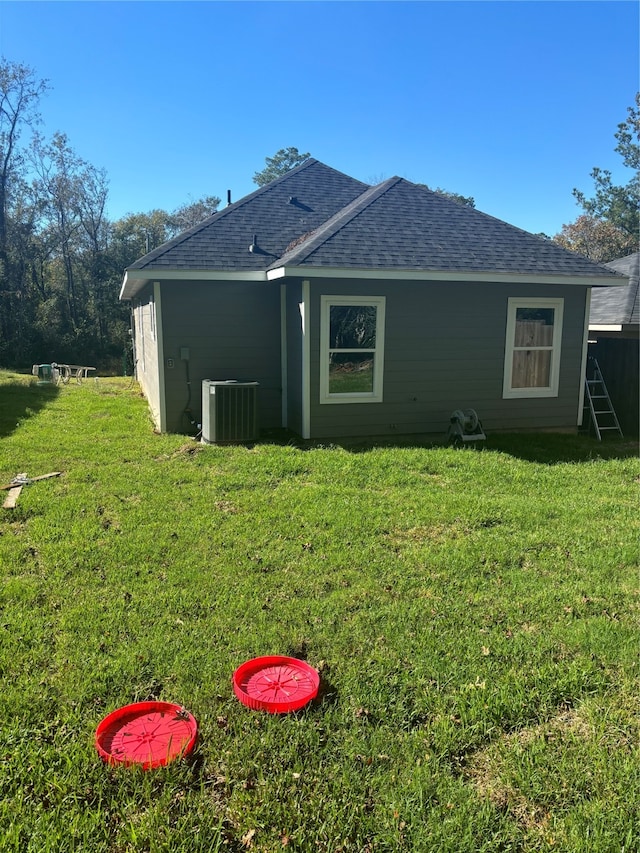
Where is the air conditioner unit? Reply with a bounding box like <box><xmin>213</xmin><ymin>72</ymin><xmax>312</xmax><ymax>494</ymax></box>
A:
<box><xmin>202</xmin><ymin>380</ymin><xmax>259</xmax><ymax>444</ymax></box>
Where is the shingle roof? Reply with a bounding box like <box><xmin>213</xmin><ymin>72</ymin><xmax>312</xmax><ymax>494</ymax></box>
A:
<box><xmin>125</xmin><ymin>160</ymin><xmax>623</xmax><ymax>282</ymax></box>
<box><xmin>590</xmin><ymin>252</ymin><xmax>639</xmax><ymax>326</ymax></box>
<box><xmin>129</xmin><ymin>159</ymin><xmax>368</xmax><ymax>272</ymax></box>
<box><xmin>273</xmin><ymin>178</ymin><xmax>622</xmax><ymax>277</ymax></box>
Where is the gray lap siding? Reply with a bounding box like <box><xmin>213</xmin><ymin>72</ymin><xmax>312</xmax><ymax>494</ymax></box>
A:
<box><xmin>307</xmin><ymin>279</ymin><xmax>587</xmax><ymax>439</ymax></box>
<box><xmin>132</xmin><ymin>285</ymin><xmax>163</xmax><ymax>429</ymax></box>
<box><xmin>159</xmin><ymin>280</ymin><xmax>282</xmax><ymax>434</ymax></box>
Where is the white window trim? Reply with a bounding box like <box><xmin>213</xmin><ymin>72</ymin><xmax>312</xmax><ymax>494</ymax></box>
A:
<box><xmin>136</xmin><ymin>299</ymin><xmax>145</xmax><ymax>373</ymax></box>
<box><xmin>503</xmin><ymin>297</ymin><xmax>564</xmax><ymax>399</ymax></box>
<box><xmin>149</xmin><ymin>289</ymin><xmax>157</xmax><ymax>341</ymax></box>
<box><xmin>320</xmin><ymin>295</ymin><xmax>386</xmax><ymax>404</ymax></box>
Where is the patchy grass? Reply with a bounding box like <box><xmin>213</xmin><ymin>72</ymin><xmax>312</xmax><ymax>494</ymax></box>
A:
<box><xmin>0</xmin><ymin>371</ymin><xmax>638</xmax><ymax>852</ymax></box>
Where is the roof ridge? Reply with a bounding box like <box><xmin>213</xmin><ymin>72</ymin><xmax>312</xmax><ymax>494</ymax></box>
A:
<box><xmin>271</xmin><ymin>176</ymin><xmax>402</xmax><ymax>267</ymax></box>
<box><xmin>129</xmin><ymin>158</ymin><xmax>326</xmax><ymax>270</ymax></box>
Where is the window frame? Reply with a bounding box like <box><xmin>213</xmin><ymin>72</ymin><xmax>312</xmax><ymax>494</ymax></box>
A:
<box><xmin>503</xmin><ymin>297</ymin><xmax>564</xmax><ymax>399</ymax></box>
<box><xmin>149</xmin><ymin>291</ymin><xmax>156</xmax><ymax>341</ymax></box>
<box><xmin>319</xmin><ymin>295</ymin><xmax>386</xmax><ymax>404</ymax></box>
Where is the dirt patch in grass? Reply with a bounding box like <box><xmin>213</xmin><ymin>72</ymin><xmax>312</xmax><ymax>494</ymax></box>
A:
<box><xmin>387</xmin><ymin>520</ymin><xmax>473</xmax><ymax>547</ymax></box>
<box><xmin>387</xmin><ymin>516</ymin><xmax>505</xmax><ymax>550</ymax></box>
<box><xmin>155</xmin><ymin>442</ymin><xmax>204</xmax><ymax>461</ymax></box>
<box><xmin>215</xmin><ymin>499</ymin><xmax>239</xmax><ymax>514</ymax></box>
<box><xmin>465</xmin><ymin>708</ymin><xmax>594</xmax><ymax>831</ymax></box>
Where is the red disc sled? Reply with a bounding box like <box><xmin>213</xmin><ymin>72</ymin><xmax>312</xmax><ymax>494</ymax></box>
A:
<box><xmin>95</xmin><ymin>701</ymin><xmax>197</xmax><ymax>769</ymax></box>
<box><xmin>233</xmin><ymin>656</ymin><xmax>320</xmax><ymax>713</ymax></box>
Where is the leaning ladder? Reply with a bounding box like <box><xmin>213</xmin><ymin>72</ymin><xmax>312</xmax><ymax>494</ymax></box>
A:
<box><xmin>584</xmin><ymin>357</ymin><xmax>624</xmax><ymax>440</ymax></box>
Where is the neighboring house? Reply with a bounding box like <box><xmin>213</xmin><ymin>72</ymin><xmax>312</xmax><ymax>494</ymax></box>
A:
<box><xmin>590</xmin><ymin>251</ymin><xmax>639</xmax><ymax>338</ymax></box>
<box><xmin>588</xmin><ymin>251</ymin><xmax>639</xmax><ymax>435</ymax></box>
<box><xmin>120</xmin><ymin>159</ymin><xmax>626</xmax><ymax>440</ymax></box>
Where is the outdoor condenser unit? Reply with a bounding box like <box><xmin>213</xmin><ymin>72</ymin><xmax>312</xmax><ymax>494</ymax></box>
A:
<box><xmin>201</xmin><ymin>380</ymin><xmax>259</xmax><ymax>444</ymax></box>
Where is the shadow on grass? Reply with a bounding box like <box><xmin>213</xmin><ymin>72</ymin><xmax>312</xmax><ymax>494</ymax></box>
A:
<box><xmin>484</xmin><ymin>433</ymin><xmax>639</xmax><ymax>465</ymax></box>
<box><xmin>0</xmin><ymin>380</ymin><xmax>60</xmax><ymax>439</ymax></box>
<box><xmin>260</xmin><ymin>428</ymin><xmax>638</xmax><ymax>465</ymax></box>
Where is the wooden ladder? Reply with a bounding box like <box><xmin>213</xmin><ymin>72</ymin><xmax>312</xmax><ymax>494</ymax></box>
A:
<box><xmin>584</xmin><ymin>357</ymin><xmax>624</xmax><ymax>440</ymax></box>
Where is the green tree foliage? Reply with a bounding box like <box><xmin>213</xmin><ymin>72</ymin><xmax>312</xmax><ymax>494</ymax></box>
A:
<box><xmin>253</xmin><ymin>147</ymin><xmax>310</xmax><ymax>186</ymax></box>
<box><xmin>0</xmin><ymin>59</ymin><xmax>49</xmax><ymax>361</ymax></box>
<box><xmin>0</xmin><ymin>58</ymin><xmax>223</xmax><ymax>370</ymax></box>
<box><xmin>571</xmin><ymin>93</ymin><xmax>639</xmax><ymax>242</ymax></box>
<box><xmin>0</xmin><ymin>59</ymin><xmax>48</xmax><ymax>278</ymax></box>
<box><xmin>169</xmin><ymin>195</ymin><xmax>220</xmax><ymax>233</ymax></box>
<box><xmin>110</xmin><ymin>195</ymin><xmax>221</xmax><ymax>263</ymax></box>
<box><xmin>418</xmin><ymin>184</ymin><xmax>476</xmax><ymax>208</ymax></box>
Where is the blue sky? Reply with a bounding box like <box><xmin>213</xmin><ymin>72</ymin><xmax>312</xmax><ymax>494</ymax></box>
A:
<box><xmin>1</xmin><ymin>1</ymin><xmax>637</xmax><ymax>236</ymax></box>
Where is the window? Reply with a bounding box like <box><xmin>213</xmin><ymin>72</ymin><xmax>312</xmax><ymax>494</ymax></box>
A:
<box><xmin>320</xmin><ymin>295</ymin><xmax>386</xmax><ymax>403</ymax></box>
<box><xmin>503</xmin><ymin>298</ymin><xmax>564</xmax><ymax>398</ymax></box>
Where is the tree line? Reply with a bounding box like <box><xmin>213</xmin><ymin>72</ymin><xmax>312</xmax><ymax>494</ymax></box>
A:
<box><xmin>1</xmin><ymin>58</ymin><xmax>636</xmax><ymax>372</ymax></box>
<box><xmin>552</xmin><ymin>92</ymin><xmax>639</xmax><ymax>263</ymax></box>
<box><xmin>0</xmin><ymin>59</ymin><xmax>226</xmax><ymax>372</ymax></box>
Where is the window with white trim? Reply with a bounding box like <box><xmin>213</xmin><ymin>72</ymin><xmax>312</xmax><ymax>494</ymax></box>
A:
<box><xmin>503</xmin><ymin>297</ymin><xmax>564</xmax><ymax>398</ymax></box>
<box><xmin>320</xmin><ymin>295</ymin><xmax>385</xmax><ymax>403</ymax></box>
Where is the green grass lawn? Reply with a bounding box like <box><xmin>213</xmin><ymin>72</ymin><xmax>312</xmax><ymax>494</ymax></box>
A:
<box><xmin>0</xmin><ymin>371</ymin><xmax>638</xmax><ymax>853</ymax></box>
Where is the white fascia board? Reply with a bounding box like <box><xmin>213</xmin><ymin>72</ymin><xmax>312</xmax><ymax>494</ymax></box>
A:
<box><xmin>119</xmin><ymin>271</ymin><xmax>132</xmax><ymax>301</ymax></box>
<box><xmin>266</xmin><ymin>266</ymin><xmax>626</xmax><ymax>287</ymax></box>
<box><xmin>120</xmin><ymin>269</ymin><xmax>268</xmax><ymax>300</ymax></box>
<box><xmin>589</xmin><ymin>324</ymin><xmax>623</xmax><ymax>332</ymax></box>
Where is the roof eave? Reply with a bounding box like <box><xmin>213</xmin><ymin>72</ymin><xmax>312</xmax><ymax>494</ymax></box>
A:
<box><xmin>119</xmin><ymin>268</ymin><xmax>269</xmax><ymax>300</ymax></box>
<box><xmin>266</xmin><ymin>266</ymin><xmax>629</xmax><ymax>286</ymax></box>
<box><xmin>120</xmin><ymin>266</ymin><xmax>627</xmax><ymax>299</ymax></box>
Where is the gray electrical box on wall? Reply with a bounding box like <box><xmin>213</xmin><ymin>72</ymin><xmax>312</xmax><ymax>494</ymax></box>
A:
<box><xmin>201</xmin><ymin>380</ymin><xmax>259</xmax><ymax>444</ymax></box>
<box><xmin>180</xmin><ymin>347</ymin><xmax>190</xmax><ymax>361</ymax></box>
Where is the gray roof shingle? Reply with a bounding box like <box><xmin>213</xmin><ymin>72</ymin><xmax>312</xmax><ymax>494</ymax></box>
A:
<box><xmin>273</xmin><ymin>178</ymin><xmax>622</xmax><ymax>277</ymax></box>
<box><xmin>590</xmin><ymin>252</ymin><xmax>639</xmax><ymax>326</ymax></box>
<box><xmin>129</xmin><ymin>159</ymin><xmax>368</xmax><ymax>272</ymax></box>
<box><xmin>126</xmin><ymin>160</ymin><xmax>624</xmax><ymax>282</ymax></box>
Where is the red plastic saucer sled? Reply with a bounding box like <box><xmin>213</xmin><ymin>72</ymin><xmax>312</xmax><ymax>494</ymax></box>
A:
<box><xmin>233</xmin><ymin>656</ymin><xmax>320</xmax><ymax>713</ymax></box>
<box><xmin>95</xmin><ymin>701</ymin><xmax>198</xmax><ymax>769</ymax></box>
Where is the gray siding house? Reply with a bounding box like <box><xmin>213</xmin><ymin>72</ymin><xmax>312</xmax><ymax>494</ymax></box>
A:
<box><xmin>120</xmin><ymin>160</ymin><xmax>625</xmax><ymax>440</ymax></box>
<box><xmin>590</xmin><ymin>252</ymin><xmax>639</xmax><ymax>340</ymax></box>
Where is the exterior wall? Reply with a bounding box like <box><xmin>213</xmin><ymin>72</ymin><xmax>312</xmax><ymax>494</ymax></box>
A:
<box><xmin>132</xmin><ymin>285</ymin><xmax>163</xmax><ymax>430</ymax></box>
<box><xmin>303</xmin><ymin>279</ymin><xmax>589</xmax><ymax>439</ymax></box>
<box><xmin>158</xmin><ymin>280</ymin><xmax>282</xmax><ymax>434</ymax></box>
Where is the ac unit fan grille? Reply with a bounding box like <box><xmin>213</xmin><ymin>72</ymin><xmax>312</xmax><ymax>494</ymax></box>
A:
<box><xmin>202</xmin><ymin>381</ymin><xmax>259</xmax><ymax>444</ymax></box>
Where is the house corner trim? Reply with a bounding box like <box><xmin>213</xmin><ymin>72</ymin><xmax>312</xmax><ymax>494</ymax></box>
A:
<box><xmin>154</xmin><ymin>281</ymin><xmax>167</xmax><ymax>433</ymax></box>
<box><xmin>301</xmin><ymin>280</ymin><xmax>311</xmax><ymax>439</ymax></box>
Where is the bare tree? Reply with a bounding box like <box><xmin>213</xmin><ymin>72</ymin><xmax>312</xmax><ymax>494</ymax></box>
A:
<box><xmin>0</xmin><ymin>59</ymin><xmax>48</xmax><ymax>286</ymax></box>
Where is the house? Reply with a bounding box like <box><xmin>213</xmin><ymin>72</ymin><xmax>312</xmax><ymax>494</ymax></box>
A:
<box><xmin>588</xmin><ymin>251</ymin><xmax>639</xmax><ymax>435</ymax></box>
<box><xmin>589</xmin><ymin>251</ymin><xmax>639</xmax><ymax>339</ymax></box>
<box><xmin>120</xmin><ymin>159</ymin><xmax>626</xmax><ymax>441</ymax></box>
